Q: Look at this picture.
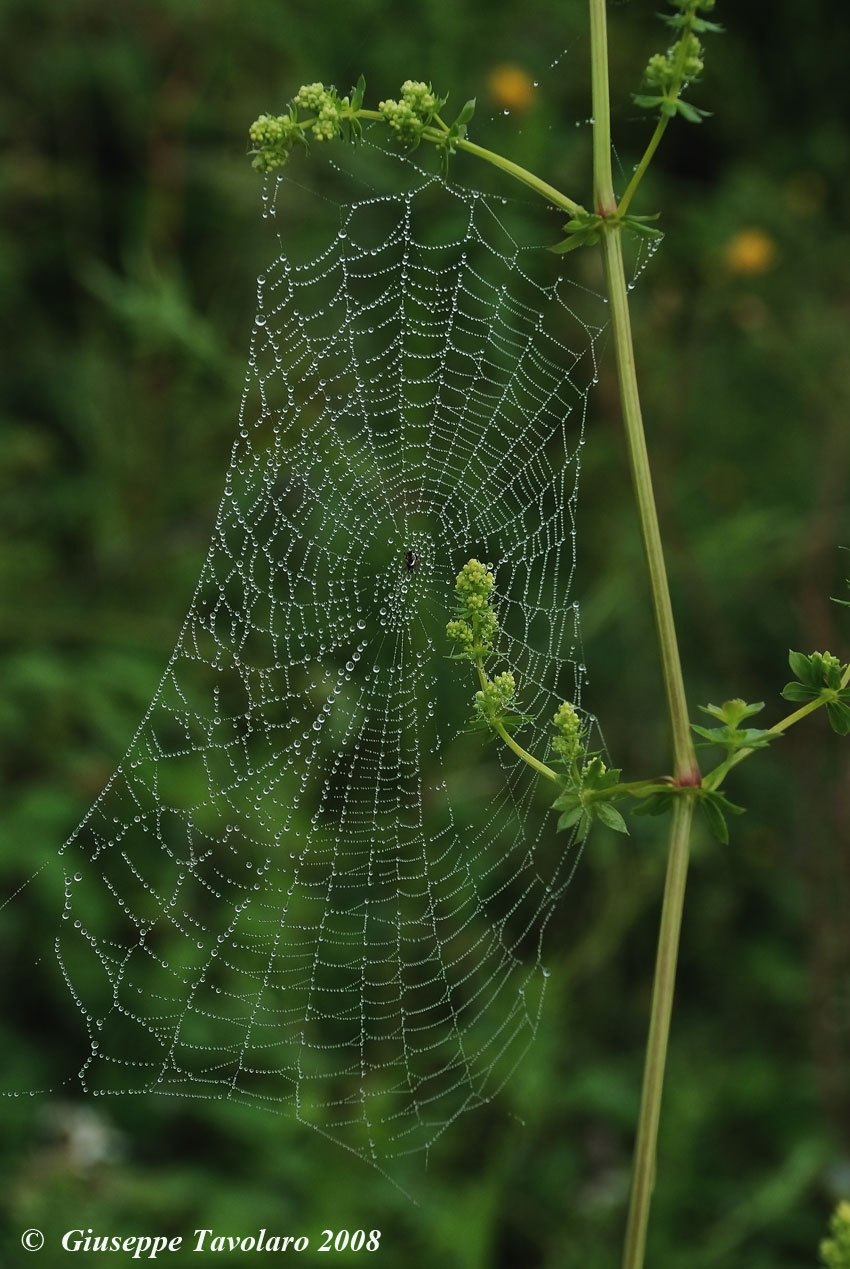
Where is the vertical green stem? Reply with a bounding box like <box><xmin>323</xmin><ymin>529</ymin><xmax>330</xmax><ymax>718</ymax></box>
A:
<box><xmin>589</xmin><ymin>0</ymin><xmax>617</xmax><ymax>216</ymax></box>
<box><xmin>587</xmin><ymin>2</ymin><xmax>701</xmax><ymax>1267</ymax></box>
<box><xmin>598</xmin><ymin>227</ymin><xmax>699</xmax><ymax>784</ymax></box>
<box><xmin>622</xmin><ymin>797</ymin><xmax>695</xmax><ymax>1269</ymax></box>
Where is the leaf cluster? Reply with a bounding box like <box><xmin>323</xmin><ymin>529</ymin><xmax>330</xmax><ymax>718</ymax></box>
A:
<box><xmin>552</xmin><ymin>756</ymin><xmax>628</xmax><ymax>841</ymax></box>
<box><xmin>551</xmin><ymin>210</ymin><xmax>662</xmax><ymax>255</ymax></box>
<box><xmin>632</xmin><ymin>784</ymin><xmax>742</xmax><ymax>845</ymax></box>
<box><xmin>691</xmin><ymin>698</ymin><xmax>777</xmax><ymax>754</ymax></box>
<box><xmin>437</xmin><ymin>99</ymin><xmax>477</xmax><ymax>174</ymax></box>
<box><xmin>781</xmin><ymin>650</ymin><xmax>850</xmax><ymax>734</ymax></box>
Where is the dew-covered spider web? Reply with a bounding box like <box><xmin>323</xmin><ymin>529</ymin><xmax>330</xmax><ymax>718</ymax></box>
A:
<box><xmin>7</xmin><ymin>146</ymin><xmax>612</xmax><ymax>1165</ymax></box>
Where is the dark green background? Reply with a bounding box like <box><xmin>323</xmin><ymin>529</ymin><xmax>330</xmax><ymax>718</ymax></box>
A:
<box><xmin>1</xmin><ymin>1</ymin><xmax>849</xmax><ymax>1265</ymax></box>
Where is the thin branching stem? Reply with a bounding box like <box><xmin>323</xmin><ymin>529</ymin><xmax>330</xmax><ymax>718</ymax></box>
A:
<box><xmin>355</xmin><ymin>110</ymin><xmax>585</xmax><ymax>215</ymax></box>
<box><xmin>474</xmin><ymin>663</ymin><xmax>560</xmax><ymax>783</ymax></box>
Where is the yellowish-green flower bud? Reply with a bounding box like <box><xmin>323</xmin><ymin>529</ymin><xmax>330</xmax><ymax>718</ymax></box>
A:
<box><xmin>821</xmin><ymin>1200</ymin><xmax>850</xmax><ymax>1269</ymax></box>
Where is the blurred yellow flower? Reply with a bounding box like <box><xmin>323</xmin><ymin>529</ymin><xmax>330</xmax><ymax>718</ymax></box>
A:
<box><xmin>487</xmin><ymin>65</ymin><xmax>536</xmax><ymax>112</ymax></box>
<box><xmin>722</xmin><ymin>227</ymin><xmax>777</xmax><ymax>275</ymax></box>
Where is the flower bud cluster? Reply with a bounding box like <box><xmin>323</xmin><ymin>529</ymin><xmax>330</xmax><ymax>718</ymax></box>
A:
<box><xmin>445</xmin><ymin>559</ymin><xmax>498</xmax><ymax>658</ymax></box>
<box><xmin>644</xmin><ymin>31</ymin><xmax>704</xmax><ymax>92</ymax></box>
<box><xmin>551</xmin><ymin>701</ymin><xmax>585</xmax><ymax>764</ymax></box>
<box><xmin>813</xmin><ymin>650</ymin><xmax>843</xmax><ymax>682</ymax></box>
<box><xmin>821</xmin><ymin>1200</ymin><xmax>850</xmax><ymax>1269</ymax></box>
<box><xmin>248</xmin><ymin>113</ymin><xmax>301</xmax><ymax>171</ymax></box>
<box><xmin>294</xmin><ymin>82</ymin><xmax>344</xmax><ymax>141</ymax></box>
<box><xmin>249</xmin><ymin>83</ymin><xmax>348</xmax><ymax>170</ymax></box>
<box><xmin>378</xmin><ymin>80</ymin><xmax>442</xmax><ymax>144</ymax></box>
<box><xmin>474</xmin><ymin>672</ymin><xmax>517</xmax><ymax>723</ymax></box>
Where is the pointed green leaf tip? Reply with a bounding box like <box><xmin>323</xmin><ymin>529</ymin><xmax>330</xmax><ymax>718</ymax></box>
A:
<box><xmin>827</xmin><ymin>700</ymin><xmax>850</xmax><ymax>736</ymax></box>
<box><xmin>699</xmin><ymin>790</ymin><xmax>744</xmax><ymax>845</ymax></box>
<box><xmin>454</xmin><ymin>98</ymin><xmax>476</xmax><ymax>128</ymax></box>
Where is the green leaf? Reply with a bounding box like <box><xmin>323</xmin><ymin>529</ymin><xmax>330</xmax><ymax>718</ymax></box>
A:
<box><xmin>711</xmin><ymin>791</ymin><xmax>746</xmax><ymax>816</ymax></box>
<box><xmin>622</xmin><ymin>218</ymin><xmax>664</xmax><ymax>240</ymax></box>
<box><xmin>557</xmin><ymin>806</ymin><xmax>584</xmax><ymax>831</ymax></box>
<box><xmin>582</xmin><ymin>758</ymin><xmax>622</xmax><ymax>791</ymax></box>
<box><xmin>699</xmin><ymin>699</ymin><xmax>765</xmax><ymax>727</ymax></box>
<box><xmin>827</xmin><ymin>700</ymin><xmax>850</xmax><ymax>735</ymax></box>
<box><xmin>453</xmin><ymin>98</ymin><xmax>476</xmax><ymax>127</ymax></box>
<box><xmin>691</xmin><ymin>723</ymin><xmax>725</xmax><ymax>744</ymax></box>
<box><xmin>661</xmin><ymin>12</ymin><xmax>724</xmax><ymax>32</ymax></box>
<box><xmin>632</xmin><ymin>790</ymin><xmax>677</xmax><ymax>818</ymax></box>
<box><xmin>700</xmin><ymin>795</ymin><xmax>729</xmax><ymax>843</ymax></box>
<box><xmin>691</xmin><ymin>719</ymin><xmax>778</xmax><ymax>751</ymax></box>
<box><xmin>632</xmin><ymin>93</ymin><xmax>666</xmax><ymax>108</ymax></box>
<box><xmin>595</xmin><ymin>801</ymin><xmax>629</xmax><ymax>834</ymax></box>
<box><xmin>675</xmin><ymin>99</ymin><xmax>710</xmax><ymax>123</ymax></box>
<box><xmin>781</xmin><ymin>681</ymin><xmax>819</xmax><ymax>702</ymax></box>
<box><xmin>733</xmin><ymin>727</ymin><xmax>779</xmax><ymax>750</ymax></box>
<box><xmin>495</xmin><ymin>712</ymin><xmax>536</xmax><ymax>733</ymax></box>
<box><xmin>549</xmin><ymin>231</ymin><xmax>600</xmax><ymax>254</ymax></box>
<box><xmin>350</xmin><ymin>74</ymin><xmax>366</xmax><ymax>113</ymax></box>
<box><xmin>788</xmin><ymin>649</ymin><xmax>821</xmax><ymax>689</ymax></box>
<box><xmin>699</xmin><ymin>790</ymin><xmax>745</xmax><ymax>844</ymax></box>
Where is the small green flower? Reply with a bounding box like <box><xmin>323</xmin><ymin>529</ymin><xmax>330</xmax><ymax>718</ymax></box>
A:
<box><xmin>446</xmin><ymin>619</ymin><xmax>474</xmax><ymax>650</ymax></box>
<box><xmin>293</xmin><ymin>82</ymin><xmax>329</xmax><ymax>111</ymax></box>
<box><xmin>378</xmin><ymin>99</ymin><xmax>421</xmax><ymax>143</ymax></box>
<box><xmin>643</xmin><ymin>34</ymin><xmax>704</xmax><ymax>92</ymax></box>
<box><xmin>474</xmin><ymin>671</ymin><xmax>517</xmax><ymax>723</ymax></box>
<box><xmin>293</xmin><ymin>83</ymin><xmax>345</xmax><ymax>141</ymax></box>
<box><xmin>821</xmin><ymin>1200</ymin><xmax>850</xmax><ymax>1269</ymax></box>
<box><xmin>248</xmin><ymin>113</ymin><xmax>302</xmax><ymax>171</ymax></box>
<box><xmin>633</xmin><ymin>0</ymin><xmax>718</xmax><ymax>123</ymax></box>
<box><xmin>379</xmin><ymin>81</ymin><xmax>445</xmax><ymax>146</ymax></box>
<box><xmin>446</xmin><ymin>559</ymin><xmax>499</xmax><ymax>660</ymax></box>
<box><xmin>455</xmin><ymin>558</ymin><xmax>494</xmax><ymax>598</ymax></box>
<box><xmin>552</xmin><ymin>701</ymin><xmax>584</xmax><ymax>764</ymax></box>
<box><xmin>400</xmin><ymin>79</ymin><xmax>440</xmax><ymax>116</ymax></box>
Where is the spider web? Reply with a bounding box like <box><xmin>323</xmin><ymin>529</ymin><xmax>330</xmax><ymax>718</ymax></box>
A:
<box><xmin>10</xmin><ymin>148</ymin><xmax>610</xmax><ymax>1165</ymax></box>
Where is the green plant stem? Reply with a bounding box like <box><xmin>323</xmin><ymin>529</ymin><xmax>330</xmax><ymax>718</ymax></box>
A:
<box><xmin>592</xmin><ymin>778</ymin><xmax>676</xmax><ymax>801</ymax></box>
<box><xmin>591</xmin><ymin>0</ymin><xmax>698</xmax><ymax>783</ymax></box>
<box><xmin>589</xmin><ymin>0</ymin><xmax>617</xmax><ymax>216</ymax></box>
<box><xmin>588</xmin><ymin>2</ymin><xmax>700</xmax><ymax>1266</ymax></box>
<box><xmin>493</xmin><ymin>719</ymin><xmax>560</xmax><ymax>783</ymax></box>
<box><xmin>617</xmin><ymin>116</ymin><xmax>669</xmax><ymax>217</ymax></box>
<box><xmin>617</xmin><ymin>5</ymin><xmax>705</xmax><ymax>217</ymax></box>
<box><xmin>622</xmin><ymin>795</ymin><xmax>695</xmax><ymax>1269</ymax></box>
<box><xmin>597</xmin><ymin>223</ymin><xmax>698</xmax><ymax>784</ymax></box>
<box><xmin>474</xmin><ymin>664</ymin><xmax>560</xmax><ymax>783</ymax></box>
<box><xmin>354</xmin><ymin>110</ymin><xmax>585</xmax><ymax>216</ymax></box>
<box><xmin>704</xmin><ymin>682</ymin><xmax>850</xmax><ymax>790</ymax></box>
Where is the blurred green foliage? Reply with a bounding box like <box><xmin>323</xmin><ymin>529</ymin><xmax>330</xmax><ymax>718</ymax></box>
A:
<box><xmin>1</xmin><ymin>0</ymin><xmax>849</xmax><ymax>1265</ymax></box>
